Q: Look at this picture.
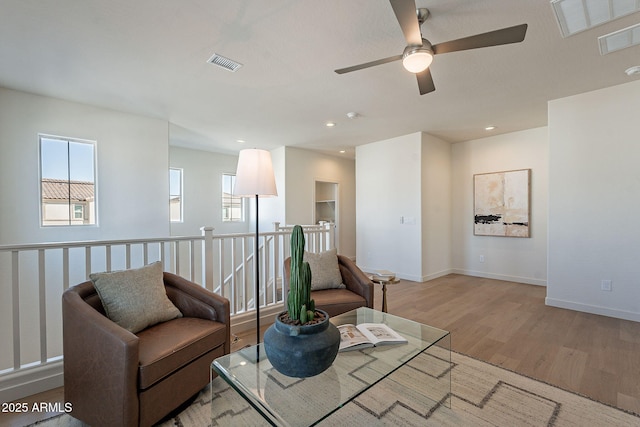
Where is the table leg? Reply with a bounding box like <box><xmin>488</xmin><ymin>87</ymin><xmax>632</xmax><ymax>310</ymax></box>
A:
<box><xmin>382</xmin><ymin>283</ymin><xmax>388</xmax><ymax>313</ymax></box>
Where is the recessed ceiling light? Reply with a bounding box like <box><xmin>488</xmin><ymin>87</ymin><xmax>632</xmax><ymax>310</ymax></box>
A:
<box><xmin>325</xmin><ymin>122</ymin><xmax>336</xmax><ymax>127</ymax></box>
<box><xmin>236</xmin><ymin>139</ymin><xmax>245</xmax><ymax>143</ymax></box>
<box><xmin>485</xmin><ymin>126</ymin><xmax>496</xmax><ymax>131</ymax></box>
<box><xmin>339</xmin><ymin>150</ymin><xmax>346</xmax><ymax>153</ymax></box>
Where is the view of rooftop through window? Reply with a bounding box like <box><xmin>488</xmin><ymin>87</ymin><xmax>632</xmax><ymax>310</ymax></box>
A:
<box><xmin>39</xmin><ymin>135</ymin><xmax>96</xmax><ymax>226</ymax></box>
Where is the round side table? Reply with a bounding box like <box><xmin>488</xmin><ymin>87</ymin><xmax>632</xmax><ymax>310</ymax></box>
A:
<box><xmin>369</xmin><ymin>276</ymin><xmax>400</xmax><ymax>313</ymax></box>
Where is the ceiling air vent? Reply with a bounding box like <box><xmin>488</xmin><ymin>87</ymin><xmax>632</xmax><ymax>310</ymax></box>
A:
<box><xmin>551</xmin><ymin>0</ymin><xmax>640</xmax><ymax>38</ymax></box>
<box><xmin>207</xmin><ymin>53</ymin><xmax>242</xmax><ymax>72</ymax></box>
<box><xmin>598</xmin><ymin>23</ymin><xmax>640</xmax><ymax>55</ymax></box>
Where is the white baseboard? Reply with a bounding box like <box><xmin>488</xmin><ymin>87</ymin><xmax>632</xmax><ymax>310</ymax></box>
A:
<box><xmin>451</xmin><ymin>269</ymin><xmax>547</xmax><ymax>287</ymax></box>
<box><xmin>0</xmin><ymin>359</ymin><xmax>63</xmax><ymax>403</ymax></box>
<box><xmin>417</xmin><ymin>269</ymin><xmax>454</xmax><ymax>282</ymax></box>
<box><xmin>545</xmin><ymin>297</ymin><xmax>640</xmax><ymax>322</ymax></box>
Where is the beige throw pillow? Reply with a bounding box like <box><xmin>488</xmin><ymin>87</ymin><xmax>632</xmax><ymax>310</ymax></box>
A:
<box><xmin>90</xmin><ymin>262</ymin><xmax>182</xmax><ymax>333</ymax></box>
<box><xmin>303</xmin><ymin>248</ymin><xmax>345</xmax><ymax>290</ymax></box>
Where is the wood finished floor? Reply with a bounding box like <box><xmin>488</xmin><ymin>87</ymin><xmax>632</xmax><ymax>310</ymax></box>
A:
<box><xmin>2</xmin><ymin>274</ymin><xmax>639</xmax><ymax>426</ymax></box>
<box><xmin>379</xmin><ymin>274</ymin><xmax>640</xmax><ymax>415</ymax></box>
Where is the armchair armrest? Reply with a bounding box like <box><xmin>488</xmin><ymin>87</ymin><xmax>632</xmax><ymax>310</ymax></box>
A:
<box><xmin>337</xmin><ymin>255</ymin><xmax>374</xmax><ymax>309</ymax></box>
<box><xmin>163</xmin><ymin>272</ymin><xmax>231</xmax><ymax>354</ymax></box>
<box><xmin>62</xmin><ymin>282</ymin><xmax>139</xmax><ymax>426</ymax></box>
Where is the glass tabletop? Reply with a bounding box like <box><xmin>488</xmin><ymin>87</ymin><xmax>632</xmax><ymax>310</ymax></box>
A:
<box><xmin>212</xmin><ymin>307</ymin><xmax>450</xmax><ymax>426</ymax></box>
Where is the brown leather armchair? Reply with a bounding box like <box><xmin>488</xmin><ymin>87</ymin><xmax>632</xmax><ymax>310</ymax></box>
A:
<box><xmin>62</xmin><ymin>272</ymin><xmax>230</xmax><ymax>427</ymax></box>
<box><xmin>284</xmin><ymin>254</ymin><xmax>374</xmax><ymax>317</ymax></box>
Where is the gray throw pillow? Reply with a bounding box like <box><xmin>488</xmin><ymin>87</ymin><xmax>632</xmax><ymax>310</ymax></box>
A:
<box><xmin>89</xmin><ymin>261</ymin><xmax>182</xmax><ymax>333</ymax></box>
<box><xmin>303</xmin><ymin>248</ymin><xmax>345</xmax><ymax>290</ymax></box>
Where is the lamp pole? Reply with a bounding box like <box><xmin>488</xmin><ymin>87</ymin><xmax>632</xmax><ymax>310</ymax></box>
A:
<box><xmin>233</xmin><ymin>148</ymin><xmax>277</xmax><ymax>349</ymax></box>
<box><xmin>254</xmin><ymin>193</ymin><xmax>260</xmax><ymax>345</ymax></box>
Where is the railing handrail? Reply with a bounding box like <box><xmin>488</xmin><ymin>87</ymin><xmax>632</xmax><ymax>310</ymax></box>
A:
<box><xmin>0</xmin><ymin>235</ymin><xmax>205</xmax><ymax>252</ymax></box>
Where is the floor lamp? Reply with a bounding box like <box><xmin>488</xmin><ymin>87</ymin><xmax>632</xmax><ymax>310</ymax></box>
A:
<box><xmin>234</xmin><ymin>148</ymin><xmax>277</xmax><ymax>347</ymax></box>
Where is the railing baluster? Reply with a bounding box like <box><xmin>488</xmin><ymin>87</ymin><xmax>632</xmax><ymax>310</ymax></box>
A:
<box><xmin>218</xmin><ymin>239</ymin><xmax>224</xmax><ymax>297</ymax></box>
<box><xmin>274</xmin><ymin>233</ymin><xmax>280</xmax><ymax>303</ymax></box>
<box><xmin>63</xmin><ymin>248</ymin><xmax>69</xmax><ymax>290</ymax></box>
<box><xmin>125</xmin><ymin>243</ymin><xmax>131</xmax><ymax>269</ymax></box>
<box><xmin>160</xmin><ymin>242</ymin><xmax>167</xmax><ymax>271</ymax></box>
<box><xmin>106</xmin><ymin>244</ymin><xmax>112</xmax><ymax>272</ymax></box>
<box><xmin>12</xmin><ymin>250</ymin><xmax>21</xmax><ymax>370</ymax></box>
<box><xmin>190</xmin><ymin>239</ymin><xmax>195</xmax><ymax>282</ymax></box>
<box><xmin>175</xmin><ymin>241</ymin><xmax>181</xmax><ymax>276</ymax></box>
<box><xmin>201</xmin><ymin>227</ymin><xmax>214</xmax><ymax>292</ymax></box>
<box><xmin>258</xmin><ymin>235</ymin><xmax>263</xmax><ymax>308</ymax></box>
<box><xmin>38</xmin><ymin>249</ymin><xmax>47</xmax><ymax>364</ymax></box>
<box><xmin>232</xmin><ymin>238</ymin><xmax>238</xmax><ymax>313</ymax></box>
<box><xmin>85</xmin><ymin>246</ymin><xmax>92</xmax><ymax>278</ymax></box>
<box><xmin>143</xmin><ymin>242</ymin><xmax>149</xmax><ymax>265</ymax></box>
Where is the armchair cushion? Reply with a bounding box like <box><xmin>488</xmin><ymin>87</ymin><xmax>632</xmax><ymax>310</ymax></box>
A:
<box><xmin>89</xmin><ymin>261</ymin><xmax>182</xmax><ymax>333</ymax></box>
<box><xmin>137</xmin><ymin>317</ymin><xmax>227</xmax><ymax>389</ymax></box>
<box><xmin>304</xmin><ymin>248</ymin><xmax>345</xmax><ymax>290</ymax></box>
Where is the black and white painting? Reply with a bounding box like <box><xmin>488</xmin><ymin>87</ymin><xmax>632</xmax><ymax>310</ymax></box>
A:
<box><xmin>474</xmin><ymin>169</ymin><xmax>530</xmax><ymax>237</ymax></box>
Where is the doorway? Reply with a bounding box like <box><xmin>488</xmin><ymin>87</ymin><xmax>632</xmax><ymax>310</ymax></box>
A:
<box><xmin>314</xmin><ymin>181</ymin><xmax>338</xmax><ymax>250</ymax></box>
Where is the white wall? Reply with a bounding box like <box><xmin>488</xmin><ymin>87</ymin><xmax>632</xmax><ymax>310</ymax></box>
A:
<box><xmin>422</xmin><ymin>134</ymin><xmax>452</xmax><ymax>280</ymax></box>
<box><xmin>0</xmin><ymin>88</ymin><xmax>170</xmax><ymax>244</ymax></box>
<box><xmin>283</xmin><ymin>147</ymin><xmax>356</xmax><ymax>258</ymax></box>
<box><xmin>451</xmin><ymin>127</ymin><xmax>548</xmax><ymax>286</ymax></box>
<box><xmin>168</xmin><ymin>146</ymin><xmax>251</xmax><ymax>236</ymax></box>
<box><xmin>0</xmin><ymin>87</ymin><xmax>172</xmax><ymax>396</ymax></box>
<box><xmin>547</xmin><ymin>80</ymin><xmax>640</xmax><ymax>322</ymax></box>
<box><xmin>356</xmin><ymin>132</ymin><xmax>451</xmax><ymax>281</ymax></box>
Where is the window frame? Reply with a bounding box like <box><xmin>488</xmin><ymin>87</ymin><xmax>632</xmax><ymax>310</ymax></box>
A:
<box><xmin>38</xmin><ymin>134</ymin><xmax>97</xmax><ymax>227</ymax></box>
<box><xmin>221</xmin><ymin>173</ymin><xmax>245</xmax><ymax>222</ymax></box>
<box><xmin>169</xmin><ymin>167</ymin><xmax>183</xmax><ymax>223</ymax></box>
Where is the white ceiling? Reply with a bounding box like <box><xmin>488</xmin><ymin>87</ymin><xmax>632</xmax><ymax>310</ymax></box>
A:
<box><xmin>1</xmin><ymin>0</ymin><xmax>639</xmax><ymax>157</ymax></box>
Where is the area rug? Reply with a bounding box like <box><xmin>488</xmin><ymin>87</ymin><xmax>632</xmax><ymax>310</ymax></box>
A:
<box><xmin>29</xmin><ymin>351</ymin><xmax>639</xmax><ymax>426</ymax></box>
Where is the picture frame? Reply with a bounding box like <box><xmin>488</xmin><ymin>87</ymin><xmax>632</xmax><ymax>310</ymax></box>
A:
<box><xmin>473</xmin><ymin>169</ymin><xmax>531</xmax><ymax>238</ymax></box>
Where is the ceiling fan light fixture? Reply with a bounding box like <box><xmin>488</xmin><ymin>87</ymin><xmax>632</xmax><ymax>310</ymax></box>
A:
<box><xmin>402</xmin><ymin>46</ymin><xmax>433</xmax><ymax>73</ymax></box>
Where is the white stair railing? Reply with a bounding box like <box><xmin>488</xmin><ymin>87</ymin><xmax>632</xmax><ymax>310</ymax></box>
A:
<box><xmin>0</xmin><ymin>222</ymin><xmax>335</xmax><ymax>403</ymax></box>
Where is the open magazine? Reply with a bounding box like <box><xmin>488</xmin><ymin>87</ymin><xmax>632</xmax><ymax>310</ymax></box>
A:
<box><xmin>338</xmin><ymin>323</ymin><xmax>407</xmax><ymax>352</ymax></box>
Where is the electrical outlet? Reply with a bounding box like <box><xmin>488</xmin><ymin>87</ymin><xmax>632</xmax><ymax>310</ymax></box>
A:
<box><xmin>479</xmin><ymin>255</ymin><xmax>485</xmax><ymax>263</ymax></box>
<box><xmin>601</xmin><ymin>280</ymin><xmax>612</xmax><ymax>291</ymax></box>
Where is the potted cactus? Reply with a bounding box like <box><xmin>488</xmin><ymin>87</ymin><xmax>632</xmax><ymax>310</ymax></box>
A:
<box><xmin>263</xmin><ymin>225</ymin><xmax>340</xmax><ymax>377</ymax></box>
<box><xmin>286</xmin><ymin>224</ymin><xmax>316</xmax><ymax>324</ymax></box>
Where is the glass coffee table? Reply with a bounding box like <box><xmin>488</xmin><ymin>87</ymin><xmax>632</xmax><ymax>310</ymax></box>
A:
<box><xmin>211</xmin><ymin>307</ymin><xmax>450</xmax><ymax>426</ymax></box>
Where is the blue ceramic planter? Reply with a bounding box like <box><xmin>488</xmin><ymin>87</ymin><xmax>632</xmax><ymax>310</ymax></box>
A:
<box><xmin>263</xmin><ymin>309</ymin><xmax>340</xmax><ymax>378</ymax></box>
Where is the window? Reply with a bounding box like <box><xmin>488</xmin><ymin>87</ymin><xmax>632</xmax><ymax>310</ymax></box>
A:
<box><xmin>222</xmin><ymin>173</ymin><xmax>244</xmax><ymax>222</ymax></box>
<box><xmin>73</xmin><ymin>204</ymin><xmax>84</xmax><ymax>219</ymax></box>
<box><xmin>169</xmin><ymin>168</ymin><xmax>183</xmax><ymax>222</ymax></box>
<box><xmin>39</xmin><ymin>135</ymin><xmax>96</xmax><ymax>226</ymax></box>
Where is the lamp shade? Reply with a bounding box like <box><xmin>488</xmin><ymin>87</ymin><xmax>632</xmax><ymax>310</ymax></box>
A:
<box><xmin>233</xmin><ymin>148</ymin><xmax>278</xmax><ymax>197</ymax></box>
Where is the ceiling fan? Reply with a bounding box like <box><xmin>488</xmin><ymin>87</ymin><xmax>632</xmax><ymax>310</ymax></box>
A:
<box><xmin>335</xmin><ymin>0</ymin><xmax>528</xmax><ymax>95</ymax></box>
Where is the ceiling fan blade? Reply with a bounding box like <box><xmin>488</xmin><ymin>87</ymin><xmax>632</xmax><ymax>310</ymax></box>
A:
<box><xmin>334</xmin><ymin>54</ymin><xmax>403</xmax><ymax>74</ymax></box>
<box><xmin>416</xmin><ymin>68</ymin><xmax>435</xmax><ymax>95</ymax></box>
<box><xmin>432</xmin><ymin>24</ymin><xmax>528</xmax><ymax>55</ymax></box>
<box><xmin>389</xmin><ymin>0</ymin><xmax>423</xmax><ymax>46</ymax></box>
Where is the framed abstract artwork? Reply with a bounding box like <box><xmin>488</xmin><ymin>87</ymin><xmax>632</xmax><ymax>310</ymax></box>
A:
<box><xmin>474</xmin><ymin>169</ymin><xmax>531</xmax><ymax>237</ymax></box>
